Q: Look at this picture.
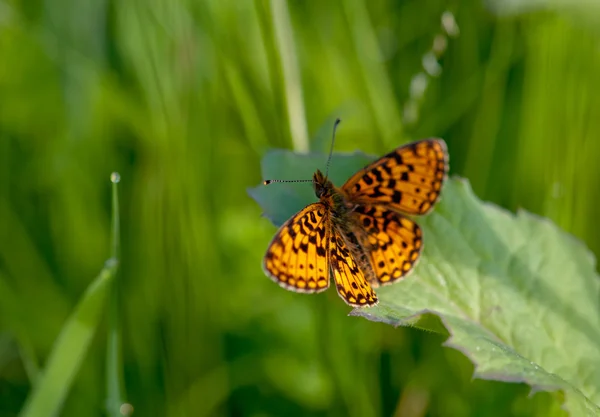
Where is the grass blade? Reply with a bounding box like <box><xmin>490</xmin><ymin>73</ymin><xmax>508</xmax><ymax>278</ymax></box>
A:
<box><xmin>19</xmin><ymin>174</ymin><xmax>122</xmax><ymax>417</ymax></box>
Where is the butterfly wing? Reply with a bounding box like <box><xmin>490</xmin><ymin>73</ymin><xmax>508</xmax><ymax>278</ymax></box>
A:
<box><xmin>263</xmin><ymin>203</ymin><xmax>331</xmax><ymax>293</ymax></box>
<box><xmin>352</xmin><ymin>205</ymin><xmax>422</xmax><ymax>286</ymax></box>
<box><xmin>329</xmin><ymin>227</ymin><xmax>378</xmax><ymax>307</ymax></box>
<box><xmin>342</xmin><ymin>139</ymin><xmax>448</xmax><ymax>215</ymax></box>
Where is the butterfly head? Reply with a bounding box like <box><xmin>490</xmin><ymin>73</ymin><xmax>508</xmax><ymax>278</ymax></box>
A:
<box><xmin>313</xmin><ymin>169</ymin><xmax>334</xmax><ymax>199</ymax></box>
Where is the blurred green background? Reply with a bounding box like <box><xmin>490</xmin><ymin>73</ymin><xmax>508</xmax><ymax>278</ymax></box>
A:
<box><xmin>1</xmin><ymin>0</ymin><xmax>599</xmax><ymax>416</ymax></box>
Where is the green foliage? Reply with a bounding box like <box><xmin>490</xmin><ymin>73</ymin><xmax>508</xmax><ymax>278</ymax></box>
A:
<box><xmin>252</xmin><ymin>149</ymin><xmax>600</xmax><ymax>415</ymax></box>
<box><xmin>19</xmin><ymin>258</ymin><xmax>116</xmax><ymax>417</ymax></box>
<box><xmin>19</xmin><ymin>175</ymin><xmax>123</xmax><ymax>417</ymax></box>
<box><xmin>1</xmin><ymin>0</ymin><xmax>600</xmax><ymax>416</ymax></box>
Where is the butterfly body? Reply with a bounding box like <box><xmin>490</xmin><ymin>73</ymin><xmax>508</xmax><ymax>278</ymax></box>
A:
<box><xmin>312</xmin><ymin>169</ymin><xmax>379</xmax><ymax>302</ymax></box>
<box><xmin>312</xmin><ymin>169</ymin><xmax>353</xmax><ymax>225</ymax></box>
<box><xmin>263</xmin><ymin>139</ymin><xmax>449</xmax><ymax>307</ymax></box>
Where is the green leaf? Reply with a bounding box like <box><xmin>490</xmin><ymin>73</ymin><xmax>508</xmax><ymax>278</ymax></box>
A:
<box><xmin>249</xmin><ymin>149</ymin><xmax>600</xmax><ymax>416</ymax></box>
<box><xmin>249</xmin><ymin>149</ymin><xmax>374</xmax><ymax>227</ymax></box>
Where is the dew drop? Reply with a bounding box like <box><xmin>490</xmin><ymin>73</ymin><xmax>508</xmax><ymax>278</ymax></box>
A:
<box><xmin>111</xmin><ymin>172</ymin><xmax>121</xmax><ymax>183</ymax></box>
<box><xmin>120</xmin><ymin>403</ymin><xmax>134</xmax><ymax>416</ymax></box>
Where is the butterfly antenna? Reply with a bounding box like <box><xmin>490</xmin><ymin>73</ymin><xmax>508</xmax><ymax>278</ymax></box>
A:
<box><xmin>263</xmin><ymin>118</ymin><xmax>341</xmax><ymax>185</ymax></box>
<box><xmin>263</xmin><ymin>179</ymin><xmax>312</xmax><ymax>185</ymax></box>
<box><xmin>325</xmin><ymin>118</ymin><xmax>341</xmax><ymax>179</ymax></box>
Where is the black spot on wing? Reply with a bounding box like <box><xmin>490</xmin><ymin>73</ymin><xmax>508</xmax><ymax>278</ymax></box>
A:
<box><xmin>372</xmin><ymin>169</ymin><xmax>384</xmax><ymax>183</ymax></box>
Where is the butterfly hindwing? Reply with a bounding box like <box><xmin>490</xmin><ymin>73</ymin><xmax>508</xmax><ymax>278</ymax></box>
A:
<box><xmin>342</xmin><ymin>139</ymin><xmax>448</xmax><ymax>215</ymax></box>
<box><xmin>263</xmin><ymin>203</ymin><xmax>330</xmax><ymax>293</ymax></box>
<box><xmin>352</xmin><ymin>205</ymin><xmax>422</xmax><ymax>286</ymax></box>
<box><xmin>329</xmin><ymin>228</ymin><xmax>378</xmax><ymax>307</ymax></box>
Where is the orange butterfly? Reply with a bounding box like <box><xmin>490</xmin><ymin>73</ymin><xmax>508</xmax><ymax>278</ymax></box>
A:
<box><xmin>262</xmin><ymin>120</ymin><xmax>448</xmax><ymax>307</ymax></box>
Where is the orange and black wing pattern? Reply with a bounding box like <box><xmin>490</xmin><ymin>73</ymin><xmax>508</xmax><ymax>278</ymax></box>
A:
<box><xmin>342</xmin><ymin>139</ymin><xmax>448</xmax><ymax>215</ymax></box>
<box><xmin>352</xmin><ymin>205</ymin><xmax>422</xmax><ymax>287</ymax></box>
<box><xmin>263</xmin><ymin>203</ymin><xmax>330</xmax><ymax>293</ymax></box>
<box><xmin>329</xmin><ymin>230</ymin><xmax>378</xmax><ymax>307</ymax></box>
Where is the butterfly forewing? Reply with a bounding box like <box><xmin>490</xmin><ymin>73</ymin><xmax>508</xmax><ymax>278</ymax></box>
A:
<box><xmin>342</xmin><ymin>139</ymin><xmax>448</xmax><ymax>215</ymax></box>
<box><xmin>263</xmin><ymin>203</ymin><xmax>330</xmax><ymax>293</ymax></box>
<box><xmin>352</xmin><ymin>205</ymin><xmax>422</xmax><ymax>286</ymax></box>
